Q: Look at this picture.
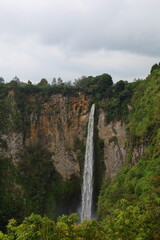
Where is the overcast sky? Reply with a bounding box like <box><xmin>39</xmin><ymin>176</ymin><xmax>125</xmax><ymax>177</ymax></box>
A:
<box><xmin>0</xmin><ymin>0</ymin><xmax>159</xmax><ymax>83</ymax></box>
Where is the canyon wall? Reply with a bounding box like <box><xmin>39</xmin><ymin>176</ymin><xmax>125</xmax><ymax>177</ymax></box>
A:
<box><xmin>0</xmin><ymin>91</ymin><xmax>147</xmax><ymax>228</ymax></box>
<box><xmin>25</xmin><ymin>94</ymin><xmax>90</xmax><ymax>179</ymax></box>
<box><xmin>98</xmin><ymin>109</ymin><xmax>126</xmax><ymax>178</ymax></box>
<box><xmin>0</xmin><ymin>92</ymin><xmax>145</xmax><ymax>181</ymax></box>
<box><xmin>0</xmin><ymin>93</ymin><xmax>90</xmax><ymax>179</ymax></box>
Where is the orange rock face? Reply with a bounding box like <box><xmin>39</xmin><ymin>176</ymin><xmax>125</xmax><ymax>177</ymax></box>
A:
<box><xmin>25</xmin><ymin>93</ymin><xmax>90</xmax><ymax>179</ymax></box>
<box><xmin>1</xmin><ymin>91</ymin><xmax>139</xmax><ymax>181</ymax></box>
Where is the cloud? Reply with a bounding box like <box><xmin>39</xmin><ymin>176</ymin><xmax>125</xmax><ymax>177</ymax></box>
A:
<box><xmin>30</xmin><ymin>0</ymin><xmax>160</xmax><ymax>57</ymax></box>
<box><xmin>65</xmin><ymin>49</ymin><xmax>159</xmax><ymax>81</ymax></box>
<box><xmin>0</xmin><ymin>0</ymin><xmax>159</xmax><ymax>82</ymax></box>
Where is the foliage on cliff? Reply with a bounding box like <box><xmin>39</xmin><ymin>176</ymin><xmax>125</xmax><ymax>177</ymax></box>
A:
<box><xmin>1</xmin><ymin>64</ymin><xmax>160</xmax><ymax>238</ymax></box>
<box><xmin>0</xmin><ymin>146</ymin><xmax>57</xmax><ymax>230</ymax></box>
<box><xmin>0</xmin><ymin>73</ymin><xmax>114</xmax><ymax>98</ymax></box>
<box><xmin>0</xmin><ymin>72</ymin><xmax>135</xmax><ymax>134</ymax></box>
<box><xmin>1</xmin><ymin>209</ymin><xmax>159</xmax><ymax>240</ymax></box>
<box><xmin>97</xmin><ymin>64</ymin><xmax>160</xmax><ymax>238</ymax></box>
<box><xmin>0</xmin><ymin>144</ymin><xmax>81</xmax><ymax>232</ymax></box>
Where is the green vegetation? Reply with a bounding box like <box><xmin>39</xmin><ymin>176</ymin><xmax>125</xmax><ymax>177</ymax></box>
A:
<box><xmin>0</xmin><ymin>72</ymin><xmax>126</xmax><ymax>133</ymax></box>
<box><xmin>129</xmin><ymin>75</ymin><xmax>160</xmax><ymax>142</ymax></box>
<box><xmin>74</xmin><ymin>137</ymin><xmax>86</xmax><ymax>175</ymax></box>
<box><xmin>0</xmin><ymin>144</ymin><xmax>82</xmax><ymax>232</ymax></box>
<box><xmin>97</xmin><ymin>64</ymin><xmax>160</xmax><ymax>239</ymax></box>
<box><xmin>109</xmin><ymin>136</ymin><xmax>118</xmax><ymax>145</ymax></box>
<box><xmin>1</xmin><ymin>64</ymin><xmax>160</xmax><ymax>238</ymax></box>
<box><xmin>0</xmin><ymin>155</ymin><xmax>27</xmax><ymax>232</ymax></box>
<box><xmin>1</xmin><ymin>207</ymin><xmax>159</xmax><ymax>240</ymax></box>
<box><xmin>0</xmin><ymin>145</ymin><xmax>58</xmax><ymax>231</ymax></box>
<box><xmin>98</xmin><ymin>80</ymin><xmax>136</xmax><ymax>123</ymax></box>
<box><xmin>93</xmin><ymin>109</ymin><xmax>105</xmax><ymax>211</ymax></box>
<box><xmin>0</xmin><ymin>213</ymin><xmax>108</xmax><ymax>240</ymax></box>
<box><xmin>17</xmin><ymin>145</ymin><xmax>59</xmax><ymax>218</ymax></box>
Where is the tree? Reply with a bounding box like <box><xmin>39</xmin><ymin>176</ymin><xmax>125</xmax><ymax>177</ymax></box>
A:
<box><xmin>7</xmin><ymin>214</ymin><xmax>56</xmax><ymax>240</ymax></box>
<box><xmin>27</xmin><ymin>80</ymin><xmax>33</xmax><ymax>86</ymax></box>
<box><xmin>0</xmin><ymin>77</ymin><xmax>4</xmax><ymax>85</ymax></box>
<box><xmin>74</xmin><ymin>76</ymin><xmax>92</xmax><ymax>89</ymax></box>
<box><xmin>115</xmin><ymin>80</ymin><xmax>125</xmax><ymax>93</ymax></box>
<box><xmin>38</xmin><ymin>78</ymin><xmax>49</xmax><ymax>86</ymax></box>
<box><xmin>9</xmin><ymin>76</ymin><xmax>20</xmax><ymax>88</ymax></box>
<box><xmin>57</xmin><ymin>77</ymin><xmax>63</xmax><ymax>85</ymax></box>
<box><xmin>150</xmin><ymin>63</ymin><xmax>160</xmax><ymax>74</ymax></box>
<box><xmin>11</xmin><ymin>76</ymin><xmax>20</xmax><ymax>84</ymax></box>
<box><xmin>98</xmin><ymin>73</ymin><xmax>113</xmax><ymax>88</ymax></box>
<box><xmin>0</xmin><ymin>231</ymin><xmax>8</xmax><ymax>240</ymax></box>
<box><xmin>52</xmin><ymin>77</ymin><xmax>57</xmax><ymax>85</ymax></box>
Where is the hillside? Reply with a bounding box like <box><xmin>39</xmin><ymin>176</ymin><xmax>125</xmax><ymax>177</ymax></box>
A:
<box><xmin>0</xmin><ymin>64</ymin><xmax>160</xmax><ymax>239</ymax></box>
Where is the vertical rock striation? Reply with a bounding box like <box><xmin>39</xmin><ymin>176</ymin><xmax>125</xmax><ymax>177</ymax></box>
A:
<box><xmin>98</xmin><ymin>109</ymin><xmax>127</xmax><ymax>178</ymax></box>
<box><xmin>25</xmin><ymin>94</ymin><xmax>90</xmax><ymax>179</ymax></box>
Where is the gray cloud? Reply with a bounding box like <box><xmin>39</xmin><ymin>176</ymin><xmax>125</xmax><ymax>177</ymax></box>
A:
<box><xmin>0</xmin><ymin>0</ymin><xmax>159</xmax><ymax>82</ymax></box>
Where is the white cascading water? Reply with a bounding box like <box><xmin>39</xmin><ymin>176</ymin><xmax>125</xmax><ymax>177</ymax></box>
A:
<box><xmin>80</xmin><ymin>103</ymin><xmax>95</xmax><ymax>221</ymax></box>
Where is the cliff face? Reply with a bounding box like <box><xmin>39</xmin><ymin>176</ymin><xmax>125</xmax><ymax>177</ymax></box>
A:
<box><xmin>0</xmin><ymin>132</ymin><xmax>23</xmax><ymax>164</ymax></box>
<box><xmin>0</xmin><ymin>92</ymin><xmax>90</xmax><ymax>180</ymax></box>
<box><xmin>0</xmin><ymin>92</ymin><xmax>145</xmax><ymax>181</ymax></box>
<box><xmin>24</xmin><ymin>94</ymin><xmax>89</xmax><ymax>179</ymax></box>
<box><xmin>98</xmin><ymin>109</ymin><xmax>126</xmax><ymax>178</ymax></box>
<box><xmin>0</xmin><ymin>92</ymin><xmax>92</xmax><ymax>223</ymax></box>
<box><xmin>0</xmin><ymin>90</ymin><xmax>147</xmax><ymax>228</ymax></box>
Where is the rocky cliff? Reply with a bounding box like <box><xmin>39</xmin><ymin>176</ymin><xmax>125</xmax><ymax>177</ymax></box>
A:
<box><xmin>0</xmin><ymin>88</ymin><xmax>147</xmax><ymax>229</ymax></box>
<box><xmin>0</xmin><ymin>92</ymin><xmax>90</xmax><ymax>179</ymax></box>
<box><xmin>98</xmin><ymin>109</ymin><xmax>126</xmax><ymax>178</ymax></box>
<box><xmin>25</xmin><ymin>93</ymin><xmax>90</xmax><ymax>179</ymax></box>
<box><xmin>0</xmin><ymin>91</ymin><xmax>144</xmax><ymax>181</ymax></box>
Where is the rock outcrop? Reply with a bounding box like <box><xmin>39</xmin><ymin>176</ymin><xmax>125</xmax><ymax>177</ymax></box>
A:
<box><xmin>24</xmin><ymin>94</ymin><xmax>89</xmax><ymax>179</ymax></box>
<box><xmin>0</xmin><ymin>93</ymin><xmax>146</xmax><ymax>181</ymax></box>
<box><xmin>98</xmin><ymin>109</ymin><xmax>126</xmax><ymax>178</ymax></box>
<box><xmin>0</xmin><ymin>132</ymin><xmax>23</xmax><ymax>164</ymax></box>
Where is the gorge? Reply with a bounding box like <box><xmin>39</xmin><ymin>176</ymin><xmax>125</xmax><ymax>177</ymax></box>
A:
<box><xmin>0</xmin><ymin>64</ymin><xmax>160</xmax><ymax>238</ymax></box>
<box><xmin>0</xmin><ymin>74</ymin><xmax>129</xmax><ymax>228</ymax></box>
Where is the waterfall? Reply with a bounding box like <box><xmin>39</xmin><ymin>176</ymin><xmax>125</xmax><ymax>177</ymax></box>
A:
<box><xmin>80</xmin><ymin>103</ymin><xmax>95</xmax><ymax>221</ymax></box>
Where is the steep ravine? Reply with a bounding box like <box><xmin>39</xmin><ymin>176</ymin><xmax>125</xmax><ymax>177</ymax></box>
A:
<box><xmin>0</xmin><ymin>92</ymin><xmax>145</xmax><ymax>228</ymax></box>
<box><xmin>0</xmin><ymin>91</ymin><xmax>144</xmax><ymax>181</ymax></box>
